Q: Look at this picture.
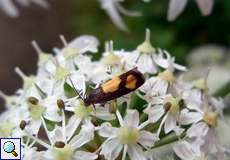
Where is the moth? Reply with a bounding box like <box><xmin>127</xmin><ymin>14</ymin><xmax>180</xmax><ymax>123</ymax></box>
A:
<box><xmin>71</xmin><ymin>67</ymin><xmax>145</xmax><ymax>106</ymax></box>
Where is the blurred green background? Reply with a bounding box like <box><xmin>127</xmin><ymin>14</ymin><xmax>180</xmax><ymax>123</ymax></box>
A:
<box><xmin>73</xmin><ymin>0</ymin><xmax>230</xmax><ymax>64</ymax></box>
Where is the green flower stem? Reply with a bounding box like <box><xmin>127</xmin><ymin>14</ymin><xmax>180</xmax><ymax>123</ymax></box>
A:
<box><xmin>152</xmin><ymin>132</ymin><xmax>186</xmax><ymax>149</ymax></box>
<box><xmin>214</xmin><ymin>81</ymin><xmax>230</xmax><ymax>97</ymax></box>
<box><xmin>140</xmin><ymin>113</ymin><xmax>148</xmax><ymax>122</ymax></box>
<box><xmin>146</xmin><ymin>121</ymin><xmax>161</xmax><ymax>132</ymax></box>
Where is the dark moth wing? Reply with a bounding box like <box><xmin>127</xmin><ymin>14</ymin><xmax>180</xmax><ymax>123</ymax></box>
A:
<box><xmin>84</xmin><ymin>68</ymin><xmax>145</xmax><ymax>106</ymax></box>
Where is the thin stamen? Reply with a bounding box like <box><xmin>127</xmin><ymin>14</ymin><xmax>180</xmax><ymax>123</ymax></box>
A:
<box><xmin>31</xmin><ymin>40</ymin><xmax>43</xmax><ymax>54</ymax></box>
<box><xmin>24</xmin><ymin>130</ymin><xmax>51</xmax><ymax>149</ymax></box>
<box><xmin>109</xmin><ymin>40</ymin><xmax>114</xmax><ymax>52</ymax></box>
<box><xmin>15</xmin><ymin>67</ymin><xmax>25</xmax><ymax>79</ymax></box>
<box><xmin>62</xmin><ymin>109</ymin><xmax>66</xmax><ymax>143</ymax></box>
<box><xmin>145</xmin><ymin>28</ymin><xmax>151</xmax><ymax>42</ymax></box>
<box><xmin>138</xmin><ymin>120</ymin><xmax>150</xmax><ymax>130</ymax></box>
<box><xmin>116</xmin><ymin>110</ymin><xmax>124</xmax><ymax>127</ymax></box>
<box><xmin>41</xmin><ymin>117</ymin><xmax>52</xmax><ymax>143</ymax></box>
<box><xmin>60</xmin><ymin>35</ymin><xmax>68</xmax><ymax>47</ymax></box>
<box><xmin>122</xmin><ymin>144</ymin><xmax>128</xmax><ymax>160</ymax></box>
<box><xmin>105</xmin><ymin>41</ymin><xmax>110</xmax><ymax>52</ymax></box>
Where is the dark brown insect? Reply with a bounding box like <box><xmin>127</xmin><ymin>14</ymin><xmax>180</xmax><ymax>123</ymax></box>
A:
<box><xmin>71</xmin><ymin>67</ymin><xmax>145</xmax><ymax>106</ymax></box>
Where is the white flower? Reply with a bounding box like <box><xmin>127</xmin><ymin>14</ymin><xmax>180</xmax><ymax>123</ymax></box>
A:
<box><xmin>21</xmin><ymin>108</ymin><xmax>98</xmax><ymax>160</ymax></box>
<box><xmin>167</xmin><ymin>0</ymin><xmax>214</xmax><ymax>21</ymax></box>
<box><xmin>154</xmin><ymin>49</ymin><xmax>186</xmax><ymax>72</ymax></box>
<box><xmin>0</xmin><ymin>0</ymin><xmax>49</xmax><ymax>17</ymax></box>
<box><xmin>118</xmin><ymin>29</ymin><xmax>158</xmax><ymax>74</ymax></box>
<box><xmin>99</xmin><ymin>0</ymin><xmax>141</xmax><ymax>31</ymax></box>
<box><xmin>65</xmin><ymin>99</ymin><xmax>116</xmax><ymax>123</ymax></box>
<box><xmin>98</xmin><ymin>109</ymin><xmax>157</xmax><ymax>160</ymax></box>
<box><xmin>173</xmin><ymin>140</ymin><xmax>207</xmax><ymax>160</ymax></box>
<box><xmin>22</xmin><ymin>141</ymin><xmax>43</xmax><ymax>160</ymax></box>
<box><xmin>143</xmin><ymin>94</ymin><xmax>200</xmax><ymax>137</ymax></box>
<box><xmin>119</xmin><ymin>29</ymin><xmax>185</xmax><ymax>74</ymax></box>
<box><xmin>0</xmin><ymin>107</ymin><xmax>28</xmax><ymax>137</ymax></box>
<box><xmin>185</xmin><ymin>95</ymin><xmax>226</xmax><ymax>159</ymax></box>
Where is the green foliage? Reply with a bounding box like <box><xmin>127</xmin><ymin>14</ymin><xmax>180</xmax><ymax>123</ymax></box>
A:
<box><xmin>71</xmin><ymin>0</ymin><xmax>230</xmax><ymax>64</ymax></box>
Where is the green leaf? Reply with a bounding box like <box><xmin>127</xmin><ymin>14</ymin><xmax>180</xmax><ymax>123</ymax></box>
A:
<box><xmin>64</xmin><ymin>82</ymin><xmax>77</xmax><ymax>98</ymax></box>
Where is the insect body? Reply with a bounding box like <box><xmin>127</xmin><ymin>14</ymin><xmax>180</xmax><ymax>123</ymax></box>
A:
<box><xmin>84</xmin><ymin>67</ymin><xmax>145</xmax><ymax>106</ymax></box>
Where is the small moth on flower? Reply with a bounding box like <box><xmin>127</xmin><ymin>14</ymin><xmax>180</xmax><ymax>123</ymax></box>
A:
<box><xmin>72</xmin><ymin>67</ymin><xmax>145</xmax><ymax>106</ymax></box>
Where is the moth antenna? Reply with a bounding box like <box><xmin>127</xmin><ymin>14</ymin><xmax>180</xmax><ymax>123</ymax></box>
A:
<box><xmin>68</xmin><ymin>77</ymin><xmax>84</xmax><ymax>101</ymax></box>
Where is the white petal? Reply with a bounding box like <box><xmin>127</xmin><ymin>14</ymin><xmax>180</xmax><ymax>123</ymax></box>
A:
<box><xmin>127</xmin><ymin>144</ymin><xmax>147</xmax><ymax>160</ymax></box>
<box><xmin>167</xmin><ymin>0</ymin><xmax>188</xmax><ymax>21</ymax></box>
<box><xmin>123</xmin><ymin>110</ymin><xmax>139</xmax><ymax>128</ymax></box>
<box><xmin>74</xmin><ymin>151</ymin><xmax>98</xmax><ymax>160</ymax></box>
<box><xmin>138</xmin><ymin>131</ymin><xmax>157</xmax><ymax>148</ymax></box>
<box><xmin>97</xmin><ymin>122</ymin><xmax>118</xmax><ymax>138</ymax></box>
<box><xmin>100</xmin><ymin>138</ymin><xmax>123</xmax><ymax>160</ymax></box>
<box><xmin>196</xmin><ymin>0</ymin><xmax>213</xmax><ymax>16</ymax></box>
<box><xmin>137</xmin><ymin>54</ymin><xmax>157</xmax><ymax>74</ymax></box>
<box><xmin>27</xmin><ymin>119</ymin><xmax>41</xmax><ymax>135</ymax></box>
<box><xmin>187</xmin><ymin>122</ymin><xmax>209</xmax><ymax>138</ymax></box>
<box><xmin>173</xmin><ymin>141</ymin><xmax>196</xmax><ymax>160</ymax></box>
<box><xmin>92</xmin><ymin>106</ymin><xmax>116</xmax><ymax>121</ymax></box>
<box><xmin>179</xmin><ymin>109</ymin><xmax>203</xmax><ymax>125</ymax></box>
<box><xmin>68</xmin><ymin>35</ymin><xmax>99</xmax><ymax>53</ymax></box>
<box><xmin>66</xmin><ymin>116</ymin><xmax>82</xmax><ymax>141</ymax></box>
<box><xmin>164</xmin><ymin>113</ymin><xmax>177</xmax><ymax>134</ymax></box>
<box><xmin>144</xmin><ymin>104</ymin><xmax>165</xmax><ymax>123</ymax></box>
<box><xmin>116</xmin><ymin>3</ymin><xmax>141</xmax><ymax>17</ymax></box>
<box><xmin>0</xmin><ymin>0</ymin><xmax>19</xmax><ymax>17</ymax></box>
<box><xmin>69</xmin><ymin>121</ymin><xmax>94</xmax><ymax>149</ymax></box>
<box><xmin>100</xmin><ymin>0</ymin><xmax>128</xmax><ymax>31</ymax></box>
<box><xmin>49</xmin><ymin>126</ymin><xmax>64</xmax><ymax>144</ymax></box>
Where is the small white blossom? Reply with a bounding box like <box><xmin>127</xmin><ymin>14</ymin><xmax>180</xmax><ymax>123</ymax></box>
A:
<box><xmin>98</xmin><ymin>110</ymin><xmax>157</xmax><ymax>160</ymax></box>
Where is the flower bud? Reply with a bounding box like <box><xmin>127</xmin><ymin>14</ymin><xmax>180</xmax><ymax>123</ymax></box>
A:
<box><xmin>109</xmin><ymin>101</ymin><xmax>117</xmax><ymax>114</ymax></box>
<box><xmin>55</xmin><ymin>141</ymin><xmax>66</xmax><ymax>148</ymax></box>
<box><xmin>57</xmin><ymin>99</ymin><xmax>65</xmax><ymax>110</ymax></box>
<box><xmin>19</xmin><ymin>120</ymin><xmax>27</xmax><ymax>130</ymax></box>
<box><xmin>164</xmin><ymin>102</ymin><xmax>171</xmax><ymax>112</ymax></box>
<box><xmin>27</xmin><ymin>97</ymin><xmax>39</xmax><ymax>105</ymax></box>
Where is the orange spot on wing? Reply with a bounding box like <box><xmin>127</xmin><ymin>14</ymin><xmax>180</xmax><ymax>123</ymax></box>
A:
<box><xmin>102</xmin><ymin>77</ymin><xmax>121</xmax><ymax>93</ymax></box>
<box><xmin>125</xmin><ymin>74</ymin><xmax>137</xmax><ymax>89</ymax></box>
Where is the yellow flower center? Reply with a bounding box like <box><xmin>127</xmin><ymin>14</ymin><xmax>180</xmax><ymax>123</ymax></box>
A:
<box><xmin>117</xmin><ymin>127</ymin><xmax>139</xmax><ymax>144</ymax></box>
<box><xmin>38</xmin><ymin>53</ymin><xmax>51</xmax><ymax>66</ymax></box>
<box><xmin>203</xmin><ymin>111</ymin><xmax>218</xmax><ymax>127</ymax></box>
<box><xmin>137</xmin><ymin>29</ymin><xmax>155</xmax><ymax>54</ymax></box>
<box><xmin>74</xmin><ymin>100</ymin><xmax>93</xmax><ymax>118</ymax></box>
<box><xmin>63</xmin><ymin>47</ymin><xmax>78</xmax><ymax>59</ymax></box>
<box><xmin>193</xmin><ymin>78</ymin><xmax>208</xmax><ymax>91</ymax></box>
<box><xmin>0</xmin><ymin>122</ymin><xmax>14</xmax><ymax>137</ymax></box>
<box><xmin>158</xmin><ymin>70</ymin><xmax>175</xmax><ymax>82</ymax></box>
<box><xmin>53</xmin><ymin>145</ymin><xmax>74</xmax><ymax>160</ymax></box>
<box><xmin>54</xmin><ymin>67</ymin><xmax>70</xmax><ymax>81</ymax></box>
<box><xmin>101</xmin><ymin>53</ymin><xmax>121</xmax><ymax>66</ymax></box>
<box><xmin>164</xmin><ymin>96</ymin><xmax>181</xmax><ymax>115</ymax></box>
<box><xmin>27</xmin><ymin>100</ymin><xmax>45</xmax><ymax>120</ymax></box>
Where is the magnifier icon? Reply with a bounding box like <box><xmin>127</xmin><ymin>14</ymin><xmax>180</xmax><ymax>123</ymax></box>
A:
<box><xmin>3</xmin><ymin>141</ymin><xmax>18</xmax><ymax>157</ymax></box>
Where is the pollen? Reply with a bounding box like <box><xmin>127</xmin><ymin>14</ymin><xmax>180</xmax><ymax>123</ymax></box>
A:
<box><xmin>125</xmin><ymin>74</ymin><xmax>137</xmax><ymax>89</ymax></box>
<box><xmin>203</xmin><ymin>111</ymin><xmax>218</xmax><ymax>127</ymax></box>
<box><xmin>102</xmin><ymin>76</ymin><xmax>121</xmax><ymax>93</ymax></box>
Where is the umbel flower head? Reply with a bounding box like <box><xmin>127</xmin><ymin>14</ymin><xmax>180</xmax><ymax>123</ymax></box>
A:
<box><xmin>0</xmin><ymin>30</ymin><xmax>228</xmax><ymax>160</ymax></box>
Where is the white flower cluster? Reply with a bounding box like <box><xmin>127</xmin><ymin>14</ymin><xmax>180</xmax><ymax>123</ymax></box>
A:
<box><xmin>0</xmin><ymin>30</ymin><xmax>227</xmax><ymax>160</ymax></box>
<box><xmin>0</xmin><ymin>0</ymin><xmax>49</xmax><ymax>17</ymax></box>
